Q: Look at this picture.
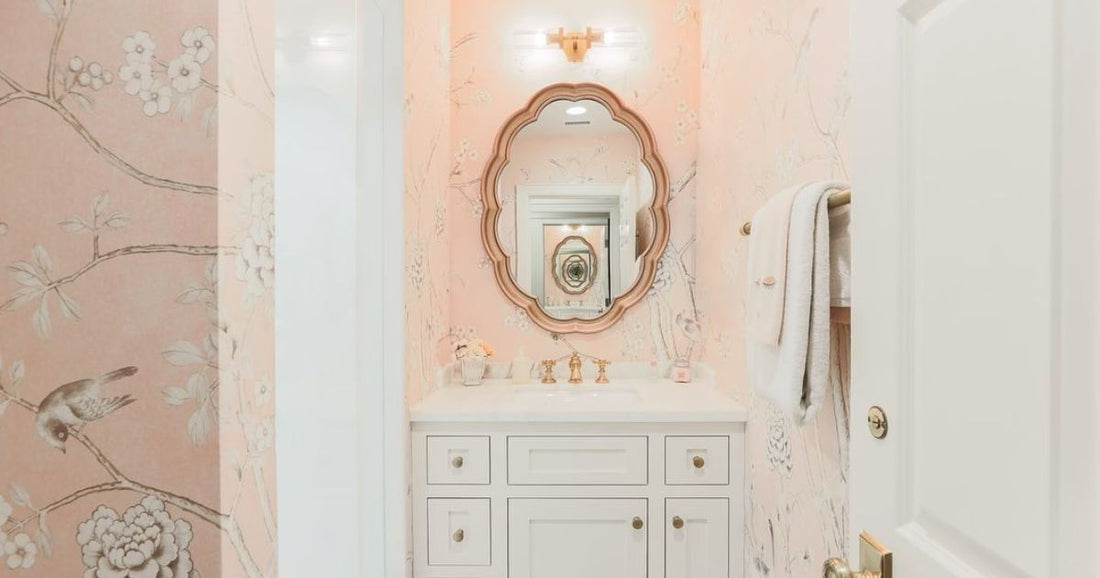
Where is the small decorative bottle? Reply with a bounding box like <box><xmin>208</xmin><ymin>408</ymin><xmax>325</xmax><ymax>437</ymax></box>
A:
<box><xmin>511</xmin><ymin>346</ymin><xmax>533</xmax><ymax>384</ymax></box>
<box><xmin>671</xmin><ymin>356</ymin><xmax>692</xmax><ymax>383</ymax></box>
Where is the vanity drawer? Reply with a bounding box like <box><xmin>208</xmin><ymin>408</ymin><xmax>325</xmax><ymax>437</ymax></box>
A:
<box><xmin>427</xmin><ymin>498</ymin><xmax>491</xmax><ymax>566</ymax></box>
<box><xmin>665</xmin><ymin>436</ymin><xmax>730</xmax><ymax>485</ymax></box>
<box><xmin>507</xmin><ymin>436</ymin><xmax>648</xmax><ymax>485</ymax></box>
<box><xmin>427</xmin><ymin>436</ymin><xmax>490</xmax><ymax>485</ymax></box>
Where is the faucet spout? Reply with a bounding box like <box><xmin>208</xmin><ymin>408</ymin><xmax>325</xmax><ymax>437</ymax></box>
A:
<box><xmin>567</xmin><ymin>352</ymin><xmax>584</xmax><ymax>384</ymax></box>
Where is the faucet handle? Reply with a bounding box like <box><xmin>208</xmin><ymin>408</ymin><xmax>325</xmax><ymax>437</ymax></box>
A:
<box><xmin>540</xmin><ymin>360</ymin><xmax>557</xmax><ymax>384</ymax></box>
<box><xmin>594</xmin><ymin>359</ymin><xmax>611</xmax><ymax>384</ymax></box>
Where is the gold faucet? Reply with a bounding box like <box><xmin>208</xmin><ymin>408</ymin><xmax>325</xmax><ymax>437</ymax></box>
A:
<box><xmin>567</xmin><ymin>352</ymin><xmax>584</xmax><ymax>384</ymax></box>
<box><xmin>540</xmin><ymin>360</ymin><xmax>557</xmax><ymax>384</ymax></box>
<box><xmin>594</xmin><ymin>359</ymin><xmax>611</xmax><ymax>384</ymax></box>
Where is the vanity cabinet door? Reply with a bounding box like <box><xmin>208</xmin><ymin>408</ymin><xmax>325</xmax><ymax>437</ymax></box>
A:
<box><xmin>508</xmin><ymin>498</ymin><xmax>647</xmax><ymax>578</ymax></box>
<box><xmin>665</xmin><ymin>498</ymin><xmax>730</xmax><ymax>578</ymax></box>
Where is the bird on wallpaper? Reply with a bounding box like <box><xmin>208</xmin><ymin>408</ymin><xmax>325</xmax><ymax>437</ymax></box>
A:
<box><xmin>35</xmin><ymin>366</ymin><xmax>138</xmax><ymax>453</ymax></box>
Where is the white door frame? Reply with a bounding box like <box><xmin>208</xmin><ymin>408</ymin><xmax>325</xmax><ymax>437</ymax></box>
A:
<box><xmin>275</xmin><ymin>0</ymin><xmax>407</xmax><ymax>577</ymax></box>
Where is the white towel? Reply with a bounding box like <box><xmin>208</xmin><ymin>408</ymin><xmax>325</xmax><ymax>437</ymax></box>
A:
<box><xmin>829</xmin><ymin>204</ymin><xmax>851</xmax><ymax>307</ymax></box>
<box><xmin>748</xmin><ymin>181</ymin><xmax>847</xmax><ymax>423</ymax></box>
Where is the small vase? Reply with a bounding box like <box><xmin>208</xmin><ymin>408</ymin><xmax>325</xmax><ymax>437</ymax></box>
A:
<box><xmin>460</xmin><ymin>357</ymin><xmax>486</xmax><ymax>386</ymax></box>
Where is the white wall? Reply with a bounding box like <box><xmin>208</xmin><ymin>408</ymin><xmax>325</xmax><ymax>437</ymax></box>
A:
<box><xmin>274</xmin><ymin>0</ymin><xmax>404</xmax><ymax>576</ymax></box>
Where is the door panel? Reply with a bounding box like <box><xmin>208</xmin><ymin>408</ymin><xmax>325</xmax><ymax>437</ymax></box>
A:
<box><xmin>508</xmin><ymin>498</ymin><xmax>647</xmax><ymax>578</ymax></box>
<box><xmin>665</xmin><ymin>498</ymin><xmax>729</xmax><ymax>578</ymax></box>
<box><xmin>851</xmin><ymin>0</ymin><xmax>1097</xmax><ymax>575</ymax></box>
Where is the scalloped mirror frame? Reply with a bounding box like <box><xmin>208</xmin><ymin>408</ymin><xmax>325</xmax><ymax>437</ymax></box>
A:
<box><xmin>480</xmin><ymin>82</ymin><xmax>671</xmax><ymax>333</ymax></box>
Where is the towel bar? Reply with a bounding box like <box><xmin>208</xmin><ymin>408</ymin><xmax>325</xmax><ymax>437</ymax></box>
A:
<box><xmin>739</xmin><ymin>188</ymin><xmax>851</xmax><ymax>236</ymax></box>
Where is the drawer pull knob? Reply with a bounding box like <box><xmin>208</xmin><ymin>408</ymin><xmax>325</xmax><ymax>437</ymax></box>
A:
<box><xmin>453</xmin><ymin>529</ymin><xmax>464</xmax><ymax>542</ymax></box>
<box><xmin>692</xmin><ymin>455</ymin><xmax>705</xmax><ymax>469</ymax></box>
<box><xmin>672</xmin><ymin>516</ymin><xmax>684</xmax><ymax>529</ymax></box>
<box><xmin>632</xmin><ymin>516</ymin><xmax>644</xmax><ymax>530</ymax></box>
<box><xmin>452</xmin><ymin>456</ymin><xmax>464</xmax><ymax>468</ymax></box>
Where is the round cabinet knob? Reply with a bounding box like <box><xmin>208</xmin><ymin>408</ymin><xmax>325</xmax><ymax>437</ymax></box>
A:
<box><xmin>453</xmin><ymin>529</ymin><xmax>465</xmax><ymax>543</ymax></box>
<box><xmin>452</xmin><ymin>456</ymin><xmax>464</xmax><ymax>468</ymax></box>
<box><xmin>632</xmin><ymin>516</ymin><xmax>644</xmax><ymax>530</ymax></box>
<box><xmin>692</xmin><ymin>455</ymin><xmax>705</xmax><ymax>469</ymax></box>
<box><xmin>672</xmin><ymin>516</ymin><xmax>684</xmax><ymax>529</ymax></box>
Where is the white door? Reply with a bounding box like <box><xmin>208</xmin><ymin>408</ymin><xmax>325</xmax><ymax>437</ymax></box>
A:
<box><xmin>508</xmin><ymin>498</ymin><xmax>647</xmax><ymax>578</ymax></box>
<box><xmin>850</xmin><ymin>0</ymin><xmax>1098</xmax><ymax>576</ymax></box>
<box><xmin>665</xmin><ymin>498</ymin><xmax>729</xmax><ymax>578</ymax></box>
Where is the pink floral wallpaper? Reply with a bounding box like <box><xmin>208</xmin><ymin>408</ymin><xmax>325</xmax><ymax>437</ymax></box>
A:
<box><xmin>404</xmin><ymin>0</ymin><xmax>452</xmax><ymax>404</ymax></box>
<box><xmin>0</xmin><ymin>0</ymin><xmax>275</xmax><ymax>576</ymax></box>
<box><xmin>699</xmin><ymin>0</ymin><xmax>851</xmax><ymax>576</ymax></box>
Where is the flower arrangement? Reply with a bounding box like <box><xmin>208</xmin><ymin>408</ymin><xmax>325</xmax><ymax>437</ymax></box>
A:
<box><xmin>454</xmin><ymin>337</ymin><xmax>494</xmax><ymax>360</ymax></box>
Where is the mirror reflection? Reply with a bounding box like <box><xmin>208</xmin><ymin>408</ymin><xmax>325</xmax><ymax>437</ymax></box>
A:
<box><xmin>496</xmin><ymin>98</ymin><xmax>656</xmax><ymax>321</ymax></box>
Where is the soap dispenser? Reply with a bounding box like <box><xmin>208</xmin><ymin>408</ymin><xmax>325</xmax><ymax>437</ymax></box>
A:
<box><xmin>511</xmin><ymin>346</ymin><xmax>533</xmax><ymax>384</ymax></box>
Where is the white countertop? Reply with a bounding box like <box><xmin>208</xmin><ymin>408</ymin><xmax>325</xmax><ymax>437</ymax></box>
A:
<box><xmin>409</xmin><ymin>378</ymin><xmax>747</xmax><ymax>423</ymax></box>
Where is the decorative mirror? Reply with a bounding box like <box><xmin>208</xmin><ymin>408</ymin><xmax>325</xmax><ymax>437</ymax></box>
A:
<box><xmin>481</xmin><ymin>83</ymin><xmax>670</xmax><ymax>333</ymax></box>
<box><xmin>552</xmin><ymin>235</ymin><xmax>598</xmax><ymax>295</ymax></box>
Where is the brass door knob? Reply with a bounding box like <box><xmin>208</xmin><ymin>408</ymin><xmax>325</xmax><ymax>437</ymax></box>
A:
<box><xmin>452</xmin><ymin>456</ymin><xmax>464</xmax><ymax>468</ymax></box>
<box><xmin>671</xmin><ymin>516</ymin><xmax>684</xmax><ymax>529</ymax></box>
<box><xmin>822</xmin><ymin>558</ymin><xmax>878</xmax><ymax>578</ymax></box>
<box><xmin>692</xmin><ymin>455</ymin><xmax>705</xmax><ymax>469</ymax></box>
<box><xmin>453</xmin><ymin>529</ymin><xmax>465</xmax><ymax>543</ymax></box>
<box><xmin>822</xmin><ymin>531</ymin><xmax>891</xmax><ymax>578</ymax></box>
<box><xmin>631</xmin><ymin>516</ymin><xmax>644</xmax><ymax>530</ymax></box>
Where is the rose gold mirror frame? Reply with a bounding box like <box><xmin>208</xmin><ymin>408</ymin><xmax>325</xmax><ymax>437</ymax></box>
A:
<box><xmin>480</xmin><ymin>82</ymin><xmax>671</xmax><ymax>334</ymax></box>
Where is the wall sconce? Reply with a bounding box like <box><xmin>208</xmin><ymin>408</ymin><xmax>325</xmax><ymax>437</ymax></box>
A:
<box><xmin>547</xmin><ymin>27</ymin><xmax>604</xmax><ymax>62</ymax></box>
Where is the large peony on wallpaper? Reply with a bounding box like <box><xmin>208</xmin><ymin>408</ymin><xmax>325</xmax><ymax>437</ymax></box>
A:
<box><xmin>0</xmin><ymin>1</ymin><xmax>275</xmax><ymax>577</ymax></box>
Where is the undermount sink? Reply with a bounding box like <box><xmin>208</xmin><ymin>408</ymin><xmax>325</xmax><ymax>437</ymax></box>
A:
<box><xmin>508</xmin><ymin>385</ymin><xmax>642</xmax><ymax>406</ymax></box>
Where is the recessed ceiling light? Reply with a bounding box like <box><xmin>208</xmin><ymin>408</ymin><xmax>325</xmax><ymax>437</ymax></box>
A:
<box><xmin>565</xmin><ymin>106</ymin><xmax>587</xmax><ymax>116</ymax></box>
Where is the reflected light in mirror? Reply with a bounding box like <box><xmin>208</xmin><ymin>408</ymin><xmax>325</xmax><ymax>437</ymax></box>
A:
<box><xmin>565</xmin><ymin>105</ymin><xmax>588</xmax><ymax>116</ymax></box>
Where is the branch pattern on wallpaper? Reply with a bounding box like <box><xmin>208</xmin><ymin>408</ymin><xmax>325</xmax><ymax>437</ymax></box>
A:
<box><xmin>0</xmin><ymin>1</ymin><xmax>275</xmax><ymax>576</ymax></box>
<box><xmin>0</xmin><ymin>0</ymin><xmax>267</xmax><ymax>197</ymax></box>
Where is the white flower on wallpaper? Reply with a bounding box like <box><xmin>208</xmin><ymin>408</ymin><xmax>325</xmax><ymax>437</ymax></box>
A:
<box><xmin>674</xmin><ymin>101</ymin><xmax>698</xmax><ymax>146</ymax></box>
<box><xmin>119</xmin><ymin>62</ymin><xmax>154</xmax><ymax>96</ymax></box>
<box><xmin>765</xmin><ymin>406</ymin><xmax>794</xmax><ymax>477</ymax></box>
<box><xmin>76</xmin><ymin>496</ymin><xmax>196</xmax><ymax>578</ymax></box>
<box><xmin>167</xmin><ymin>54</ymin><xmax>203</xmax><ymax>93</ymax></box>
<box><xmin>434</xmin><ymin>202</ymin><xmax>447</xmax><ymax>238</ymax></box>
<box><xmin>122</xmin><ymin>32</ymin><xmax>156</xmax><ymax>65</ymax></box>
<box><xmin>245</xmin><ymin>417</ymin><xmax>275</xmax><ymax>454</ymax></box>
<box><xmin>181</xmin><ymin>27</ymin><xmax>215</xmax><ymax>64</ymax></box>
<box><xmin>407</xmin><ymin>243</ymin><xmax>427</xmax><ymax>294</ymax></box>
<box><xmin>235</xmin><ymin>174</ymin><xmax>275</xmax><ymax>296</ymax></box>
<box><xmin>2</xmin><ymin>532</ymin><xmax>37</xmax><ymax>570</ymax></box>
<box><xmin>117</xmin><ymin>28</ymin><xmax>218</xmax><ymax>122</ymax></box>
<box><xmin>63</xmin><ymin>58</ymin><xmax>114</xmax><ymax>110</ymax></box>
<box><xmin>454</xmin><ymin>138</ymin><xmax>479</xmax><ymax>165</ymax></box>
<box><xmin>253</xmin><ymin>378</ymin><xmax>272</xmax><ymax>406</ymax></box>
<box><xmin>647</xmin><ymin>249</ymin><xmax>676</xmax><ymax>296</ymax></box>
<box><xmin>0</xmin><ymin>482</ymin><xmax>49</xmax><ymax>571</ymax></box>
<box><xmin>138</xmin><ymin>84</ymin><xmax>173</xmax><ymax>117</ymax></box>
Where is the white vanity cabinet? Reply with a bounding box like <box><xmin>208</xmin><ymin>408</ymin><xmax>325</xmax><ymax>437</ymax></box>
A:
<box><xmin>410</xmin><ymin>381</ymin><xmax>747</xmax><ymax>578</ymax></box>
